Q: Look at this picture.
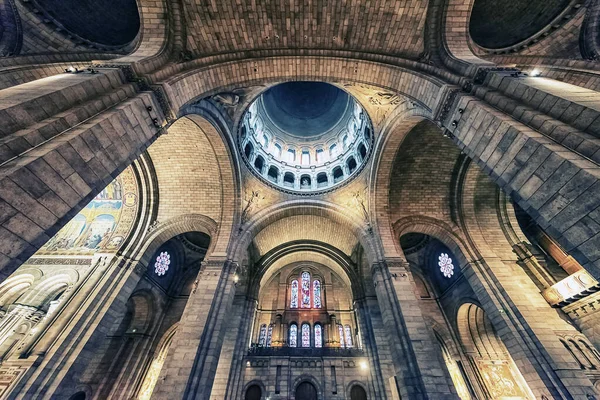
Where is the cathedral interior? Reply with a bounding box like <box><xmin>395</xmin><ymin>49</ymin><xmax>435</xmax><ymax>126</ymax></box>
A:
<box><xmin>0</xmin><ymin>0</ymin><xmax>600</xmax><ymax>399</ymax></box>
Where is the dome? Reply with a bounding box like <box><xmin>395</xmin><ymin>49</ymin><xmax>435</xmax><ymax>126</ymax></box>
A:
<box><xmin>262</xmin><ymin>82</ymin><xmax>349</xmax><ymax>139</ymax></box>
<box><xmin>239</xmin><ymin>82</ymin><xmax>373</xmax><ymax>194</ymax></box>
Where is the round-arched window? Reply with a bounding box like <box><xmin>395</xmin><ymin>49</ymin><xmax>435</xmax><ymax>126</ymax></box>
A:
<box><xmin>154</xmin><ymin>251</ymin><xmax>171</xmax><ymax>276</ymax></box>
<box><xmin>438</xmin><ymin>253</ymin><xmax>454</xmax><ymax>278</ymax></box>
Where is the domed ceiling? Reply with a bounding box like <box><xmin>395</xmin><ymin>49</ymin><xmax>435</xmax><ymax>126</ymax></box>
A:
<box><xmin>469</xmin><ymin>0</ymin><xmax>570</xmax><ymax>48</ymax></box>
<box><xmin>239</xmin><ymin>82</ymin><xmax>373</xmax><ymax>194</ymax></box>
<box><xmin>262</xmin><ymin>82</ymin><xmax>349</xmax><ymax>139</ymax></box>
<box><xmin>33</xmin><ymin>0</ymin><xmax>140</xmax><ymax>46</ymax></box>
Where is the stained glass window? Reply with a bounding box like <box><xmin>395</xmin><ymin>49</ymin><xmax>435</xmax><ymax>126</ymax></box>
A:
<box><xmin>344</xmin><ymin>325</ymin><xmax>353</xmax><ymax>348</ymax></box>
<box><xmin>154</xmin><ymin>251</ymin><xmax>170</xmax><ymax>276</ymax></box>
<box><xmin>301</xmin><ymin>272</ymin><xmax>311</xmax><ymax>308</ymax></box>
<box><xmin>302</xmin><ymin>323</ymin><xmax>311</xmax><ymax>348</ymax></box>
<box><xmin>266</xmin><ymin>325</ymin><xmax>273</xmax><ymax>347</ymax></box>
<box><xmin>290</xmin><ymin>279</ymin><xmax>299</xmax><ymax>308</ymax></box>
<box><xmin>313</xmin><ymin>280</ymin><xmax>322</xmax><ymax>308</ymax></box>
<box><xmin>314</xmin><ymin>324</ymin><xmax>322</xmax><ymax>348</ymax></box>
<box><xmin>289</xmin><ymin>324</ymin><xmax>297</xmax><ymax>347</ymax></box>
<box><xmin>438</xmin><ymin>253</ymin><xmax>454</xmax><ymax>278</ymax></box>
<box><xmin>338</xmin><ymin>324</ymin><xmax>345</xmax><ymax>348</ymax></box>
<box><xmin>258</xmin><ymin>324</ymin><xmax>267</xmax><ymax>347</ymax></box>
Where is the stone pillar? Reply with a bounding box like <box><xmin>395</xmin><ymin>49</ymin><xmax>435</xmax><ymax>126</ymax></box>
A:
<box><xmin>372</xmin><ymin>259</ymin><xmax>458</xmax><ymax>399</ymax></box>
<box><xmin>151</xmin><ymin>258</ymin><xmax>237</xmax><ymax>399</ymax></box>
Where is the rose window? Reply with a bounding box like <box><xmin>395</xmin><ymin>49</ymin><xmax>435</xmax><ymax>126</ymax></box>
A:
<box><xmin>154</xmin><ymin>251</ymin><xmax>171</xmax><ymax>276</ymax></box>
<box><xmin>438</xmin><ymin>253</ymin><xmax>454</xmax><ymax>278</ymax></box>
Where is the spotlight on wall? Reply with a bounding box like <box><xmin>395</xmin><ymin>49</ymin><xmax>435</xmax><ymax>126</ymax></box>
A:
<box><xmin>531</xmin><ymin>69</ymin><xmax>542</xmax><ymax>77</ymax></box>
<box><xmin>451</xmin><ymin>120</ymin><xmax>458</xmax><ymax>127</ymax></box>
<box><xmin>246</xmin><ymin>361</ymin><xmax>251</xmax><ymax>367</ymax></box>
<box><xmin>360</xmin><ymin>361</ymin><xmax>368</xmax><ymax>370</ymax></box>
<box><xmin>233</xmin><ymin>274</ymin><xmax>239</xmax><ymax>285</ymax></box>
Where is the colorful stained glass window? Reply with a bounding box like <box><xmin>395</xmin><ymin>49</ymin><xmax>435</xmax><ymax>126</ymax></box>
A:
<box><xmin>290</xmin><ymin>279</ymin><xmax>299</xmax><ymax>308</ymax></box>
<box><xmin>438</xmin><ymin>253</ymin><xmax>454</xmax><ymax>278</ymax></box>
<box><xmin>154</xmin><ymin>251</ymin><xmax>170</xmax><ymax>276</ymax></box>
<box><xmin>302</xmin><ymin>323</ymin><xmax>311</xmax><ymax>347</ymax></box>
<box><xmin>301</xmin><ymin>272</ymin><xmax>311</xmax><ymax>308</ymax></box>
<box><xmin>344</xmin><ymin>325</ymin><xmax>353</xmax><ymax>348</ymax></box>
<box><xmin>258</xmin><ymin>324</ymin><xmax>267</xmax><ymax>347</ymax></box>
<box><xmin>314</xmin><ymin>324</ymin><xmax>322</xmax><ymax>348</ymax></box>
<box><xmin>338</xmin><ymin>325</ymin><xmax>345</xmax><ymax>348</ymax></box>
<box><xmin>289</xmin><ymin>324</ymin><xmax>297</xmax><ymax>347</ymax></box>
<box><xmin>266</xmin><ymin>325</ymin><xmax>273</xmax><ymax>347</ymax></box>
<box><xmin>313</xmin><ymin>280</ymin><xmax>322</xmax><ymax>308</ymax></box>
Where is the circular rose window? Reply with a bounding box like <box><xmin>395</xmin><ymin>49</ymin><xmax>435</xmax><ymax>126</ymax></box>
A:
<box><xmin>154</xmin><ymin>251</ymin><xmax>171</xmax><ymax>276</ymax></box>
<box><xmin>438</xmin><ymin>253</ymin><xmax>454</xmax><ymax>278</ymax></box>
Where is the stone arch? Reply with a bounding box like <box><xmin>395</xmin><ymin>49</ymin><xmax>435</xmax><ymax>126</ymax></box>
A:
<box><xmin>148</xmin><ymin>113</ymin><xmax>239</xmax><ymax>256</ymax></box>
<box><xmin>242</xmin><ymin>380</ymin><xmax>266</xmax><ymax>400</ymax></box>
<box><xmin>135</xmin><ymin>214</ymin><xmax>218</xmax><ymax>269</ymax></box>
<box><xmin>346</xmin><ymin>380</ymin><xmax>368</xmax><ymax>400</ymax></box>
<box><xmin>136</xmin><ymin>322</ymin><xmax>178</xmax><ymax>399</ymax></box>
<box><xmin>22</xmin><ymin>271</ymin><xmax>78</xmax><ymax>307</ymax></box>
<box><xmin>377</xmin><ymin>117</ymin><xmax>465</xmax><ymax>260</ymax></box>
<box><xmin>162</xmin><ymin>57</ymin><xmax>450</xmax><ymax>116</ymax></box>
<box><xmin>124</xmin><ymin>290</ymin><xmax>157</xmax><ymax>335</ymax></box>
<box><xmin>0</xmin><ymin>273</ymin><xmax>38</xmax><ymax>307</ymax></box>
<box><xmin>234</xmin><ymin>200</ymin><xmax>380</xmax><ymax>264</ymax></box>
<box><xmin>582</xmin><ymin>1</ymin><xmax>600</xmax><ymax>60</ymax></box>
<box><xmin>292</xmin><ymin>374</ymin><xmax>322</xmax><ymax>400</ymax></box>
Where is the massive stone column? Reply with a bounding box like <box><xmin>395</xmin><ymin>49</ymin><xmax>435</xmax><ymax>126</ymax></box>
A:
<box><xmin>151</xmin><ymin>258</ymin><xmax>237</xmax><ymax>399</ymax></box>
<box><xmin>371</xmin><ymin>259</ymin><xmax>459</xmax><ymax>399</ymax></box>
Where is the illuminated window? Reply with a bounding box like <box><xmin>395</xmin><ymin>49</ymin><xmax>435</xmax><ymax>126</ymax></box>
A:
<box><xmin>290</xmin><ymin>279</ymin><xmax>299</xmax><ymax>308</ymax></box>
<box><xmin>338</xmin><ymin>324</ymin><xmax>345</xmax><ymax>348</ymax></box>
<box><xmin>329</xmin><ymin>144</ymin><xmax>338</xmax><ymax>158</ymax></box>
<box><xmin>301</xmin><ymin>323</ymin><xmax>311</xmax><ymax>347</ymax></box>
<box><xmin>301</xmin><ymin>272</ymin><xmax>311</xmax><ymax>308</ymax></box>
<box><xmin>273</xmin><ymin>143</ymin><xmax>282</xmax><ymax>158</ymax></box>
<box><xmin>438</xmin><ymin>253</ymin><xmax>454</xmax><ymax>278</ymax></box>
<box><xmin>344</xmin><ymin>325</ymin><xmax>353</xmax><ymax>348</ymax></box>
<box><xmin>289</xmin><ymin>324</ymin><xmax>298</xmax><ymax>347</ymax></box>
<box><xmin>287</xmin><ymin>149</ymin><xmax>296</xmax><ymax>162</ymax></box>
<box><xmin>258</xmin><ymin>324</ymin><xmax>267</xmax><ymax>347</ymax></box>
<box><xmin>266</xmin><ymin>325</ymin><xmax>273</xmax><ymax>347</ymax></box>
<box><xmin>301</xmin><ymin>150</ymin><xmax>310</xmax><ymax>165</ymax></box>
<box><xmin>154</xmin><ymin>251</ymin><xmax>170</xmax><ymax>276</ymax></box>
<box><xmin>313</xmin><ymin>280</ymin><xmax>322</xmax><ymax>308</ymax></box>
<box><xmin>314</xmin><ymin>324</ymin><xmax>323</xmax><ymax>348</ymax></box>
<box><xmin>316</xmin><ymin>148</ymin><xmax>324</xmax><ymax>162</ymax></box>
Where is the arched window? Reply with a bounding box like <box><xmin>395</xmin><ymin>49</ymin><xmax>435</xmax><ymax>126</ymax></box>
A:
<box><xmin>287</xmin><ymin>149</ymin><xmax>296</xmax><ymax>162</ymax></box>
<box><xmin>338</xmin><ymin>324</ymin><xmax>345</xmax><ymax>348</ymax></box>
<box><xmin>301</xmin><ymin>150</ymin><xmax>310</xmax><ymax>165</ymax></box>
<box><xmin>245</xmin><ymin>384</ymin><xmax>262</xmax><ymax>400</ymax></box>
<box><xmin>258</xmin><ymin>324</ymin><xmax>267</xmax><ymax>347</ymax></box>
<box><xmin>329</xmin><ymin>144</ymin><xmax>338</xmax><ymax>158</ymax></box>
<box><xmin>290</xmin><ymin>279</ymin><xmax>299</xmax><ymax>308</ymax></box>
<box><xmin>333</xmin><ymin>166</ymin><xmax>344</xmax><ymax>183</ymax></box>
<box><xmin>347</xmin><ymin>157</ymin><xmax>357</xmax><ymax>174</ymax></box>
<box><xmin>358</xmin><ymin>143</ymin><xmax>367</xmax><ymax>160</ymax></box>
<box><xmin>283</xmin><ymin>172</ymin><xmax>295</xmax><ymax>188</ymax></box>
<box><xmin>254</xmin><ymin>156</ymin><xmax>265</xmax><ymax>173</ymax></box>
<box><xmin>301</xmin><ymin>323</ymin><xmax>311</xmax><ymax>348</ymax></box>
<box><xmin>316</xmin><ymin>172</ymin><xmax>328</xmax><ymax>188</ymax></box>
<box><xmin>244</xmin><ymin>142</ymin><xmax>253</xmax><ymax>158</ymax></box>
<box><xmin>314</xmin><ymin>324</ymin><xmax>323</xmax><ymax>348</ymax></box>
<box><xmin>273</xmin><ymin>143</ymin><xmax>282</xmax><ymax>158</ymax></box>
<box><xmin>313</xmin><ymin>280</ymin><xmax>322</xmax><ymax>308</ymax></box>
<box><xmin>344</xmin><ymin>325</ymin><xmax>353</xmax><ymax>348</ymax></box>
<box><xmin>289</xmin><ymin>324</ymin><xmax>298</xmax><ymax>347</ymax></box>
<box><xmin>316</xmin><ymin>148</ymin><xmax>324</xmax><ymax>162</ymax></box>
<box><xmin>266</xmin><ymin>325</ymin><xmax>273</xmax><ymax>347</ymax></box>
<box><xmin>301</xmin><ymin>272</ymin><xmax>311</xmax><ymax>308</ymax></box>
<box><xmin>267</xmin><ymin>166</ymin><xmax>279</xmax><ymax>182</ymax></box>
<box><xmin>261</xmin><ymin>134</ymin><xmax>268</xmax><ymax>147</ymax></box>
<box><xmin>342</xmin><ymin>135</ymin><xmax>349</xmax><ymax>149</ymax></box>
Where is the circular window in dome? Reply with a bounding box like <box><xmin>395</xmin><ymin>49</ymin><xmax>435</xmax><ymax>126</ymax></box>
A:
<box><xmin>239</xmin><ymin>82</ymin><xmax>373</xmax><ymax>194</ymax></box>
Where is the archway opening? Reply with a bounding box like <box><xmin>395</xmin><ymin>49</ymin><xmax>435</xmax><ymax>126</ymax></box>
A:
<box><xmin>245</xmin><ymin>384</ymin><xmax>262</xmax><ymax>400</ymax></box>
<box><xmin>295</xmin><ymin>381</ymin><xmax>317</xmax><ymax>400</ymax></box>
<box><xmin>350</xmin><ymin>385</ymin><xmax>367</xmax><ymax>400</ymax></box>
